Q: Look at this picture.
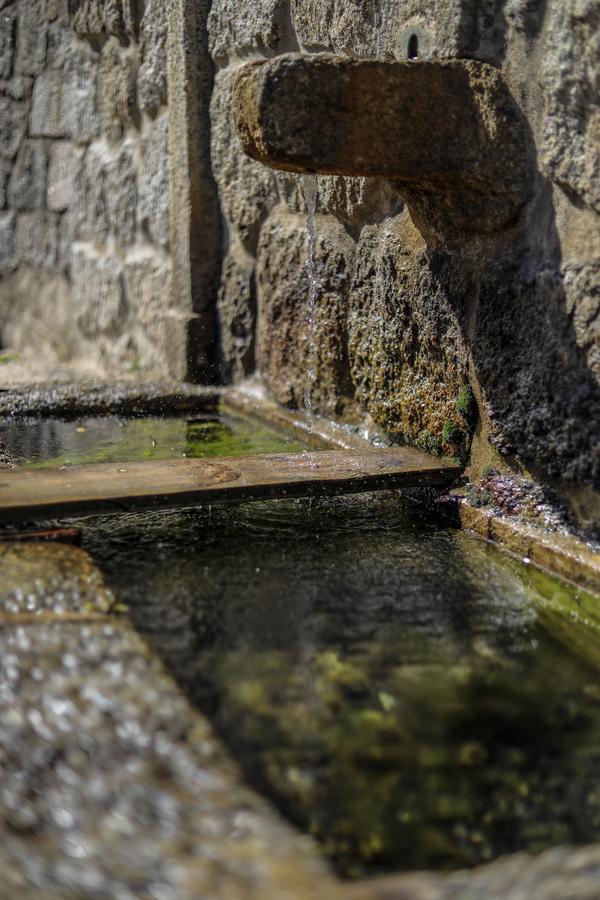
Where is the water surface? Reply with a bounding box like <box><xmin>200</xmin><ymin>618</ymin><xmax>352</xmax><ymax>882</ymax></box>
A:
<box><xmin>79</xmin><ymin>493</ymin><xmax>600</xmax><ymax>878</ymax></box>
<box><xmin>0</xmin><ymin>410</ymin><xmax>303</xmax><ymax>467</ymax></box>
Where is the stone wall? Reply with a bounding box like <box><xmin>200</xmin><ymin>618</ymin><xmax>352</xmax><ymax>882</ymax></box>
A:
<box><xmin>0</xmin><ymin>0</ymin><xmax>220</xmax><ymax>381</ymax></box>
<box><xmin>207</xmin><ymin>0</ymin><xmax>600</xmax><ymax>533</ymax></box>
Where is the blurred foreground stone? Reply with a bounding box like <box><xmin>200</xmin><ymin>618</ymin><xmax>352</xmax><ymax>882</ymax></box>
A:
<box><xmin>0</xmin><ymin>621</ymin><xmax>333</xmax><ymax>899</ymax></box>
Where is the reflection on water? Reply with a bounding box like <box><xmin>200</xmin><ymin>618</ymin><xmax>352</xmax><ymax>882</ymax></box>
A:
<box><xmin>80</xmin><ymin>493</ymin><xmax>600</xmax><ymax>878</ymax></box>
<box><xmin>0</xmin><ymin>411</ymin><xmax>304</xmax><ymax>467</ymax></box>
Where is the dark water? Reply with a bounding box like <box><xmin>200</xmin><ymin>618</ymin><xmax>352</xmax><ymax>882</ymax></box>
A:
<box><xmin>79</xmin><ymin>493</ymin><xmax>600</xmax><ymax>879</ymax></box>
<box><xmin>0</xmin><ymin>411</ymin><xmax>303</xmax><ymax>466</ymax></box>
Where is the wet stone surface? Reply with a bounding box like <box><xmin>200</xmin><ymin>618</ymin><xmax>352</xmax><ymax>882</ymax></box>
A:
<box><xmin>0</xmin><ymin>381</ymin><xmax>220</xmax><ymax>420</ymax></box>
<box><xmin>0</xmin><ymin>543</ymin><xmax>115</xmax><ymax>616</ymax></box>
<box><xmin>0</xmin><ymin>622</ymin><xmax>332</xmax><ymax>899</ymax></box>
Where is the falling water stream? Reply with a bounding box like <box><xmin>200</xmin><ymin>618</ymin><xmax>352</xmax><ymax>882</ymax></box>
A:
<box><xmin>303</xmin><ymin>175</ymin><xmax>319</xmax><ymax>435</ymax></box>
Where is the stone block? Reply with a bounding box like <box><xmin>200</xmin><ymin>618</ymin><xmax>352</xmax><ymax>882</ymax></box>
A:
<box><xmin>29</xmin><ymin>69</ymin><xmax>65</xmax><ymax>137</ymax></box>
<box><xmin>58</xmin><ymin>208</ymin><xmax>75</xmax><ymax>269</ymax></box>
<box><xmin>98</xmin><ymin>44</ymin><xmax>135</xmax><ymax>142</ymax></box>
<box><xmin>71</xmin><ymin>244</ymin><xmax>125</xmax><ymax>336</ymax></box>
<box><xmin>256</xmin><ymin>208</ymin><xmax>356</xmax><ymax>417</ymax></box>
<box><xmin>8</xmin><ymin>139</ymin><xmax>49</xmax><ymax>210</ymax></box>
<box><xmin>208</xmin><ymin>0</ymin><xmax>285</xmax><ymax>63</ymax></box>
<box><xmin>15</xmin><ymin>210</ymin><xmax>59</xmax><ymax>268</ymax></box>
<box><xmin>62</xmin><ymin>43</ymin><xmax>100</xmax><ymax>143</ymax></box>
<box><xmin>0</xmin><ymin>268</ymin><xmax>82</xmax><ymax>363</ymax></box>
<box><xmin>217</xmin><ymin>245</ymin><xmax>256</xmax><ymax>382</ymax></box>
<box><xmin>0</xmin><ymin>95</ymin><xmax>27</xmax><ymax>157</ymax></box>
<box><xmin>233</xmin><ymin>54</ymin><xmax>533</xmax><ymax>235</ymax></box>
<box><xmin>0</xmin><ymin>542</ymin><xmax>115</xmax><ymax>614</ymax></box>
<box><xmin>79</xmin><ymin>145</ymin><xmax>109</xmax><ymax>243</ymax></box>
<box><xmin>0</xmin><ymin>8</ymin><xmax>15</xmax><ymax>80</ymax></box>
<box><xmin>541</xmin><ymin>0</ymin><xmax>600</xmax><ymax>211</ymax></box>
<box><xmin>564</xmin><ymin>261</ymin><xmax>600</xmax><ymax>380</ymax></box>
<box><xmin>0</xmin><ymin>157</ymin><xmax>10</xmax><ymax>207</ymax></box>
<box><xmin>0</xmin><ymin>210</ymin><xmax>15</xmax><ymax>273</ymax></box>
<box><xmin>347</xmin><ymin>214</ymin><xmax>470</xmax><ymax>445</ymax></box>
<box><xmin>124</xmin><ymin>253</ymin><xmax>184</xmax><ymax>377</ymax></box>
<box><xmin>46</xmin><ymin>21</ymin><xmax>71</xmax><ymax>69</ymax></box>
<box><xmin>211</xmin><ymin>67</ymin><xmax>276</xmax><ymax>248</ymax></box>
<box><xmin>137</xmin><ymin>0</ymin><xmax>167</xmax><ymax>114</ymax></box>
<box><xmin>291</xmin><ymin>0</ymin><xmax>380</xmax><ymax>56</ymax></box>
<box><xmin>15</xmin><ymin>0</ymin><xmax>47</xmax><ymax>77</ymax></box>
<box><xmin>46</xmin><ymin>141</ymin><xmax>83</xmax><ymax>211</ymax></box>
<box><xmin>104</xmin><ymin>146</ymin><xmax>136</xmax><ymax>245</ymax></box>
<box><xmin>70</xmin><ymin>0</ymin><xmax>139</xmax><ymax>41</ymax></box>
<box><xmin>138</xmin><ymin>113</ymin><xmax>169</xmax><ymax>247</ymax></box>
<box><xmin>31</xmin><ymin>44</ymin><xmax>99</xmax><ymax>142</ymax></box>
<box><xmin>317</xmin><ymin>175</ymin><xmax>401</xmax><ymax>228</ymax></box>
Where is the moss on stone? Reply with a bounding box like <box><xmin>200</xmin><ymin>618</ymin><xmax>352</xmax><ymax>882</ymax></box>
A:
<box><xmin>456</xmin><ymin>385</ymin><xmax>477</xmax><ymax>421</ymax></box>
<box><xmin>442</xmin><ymin>419</ymin><xmax>463</xmax><ymax>446</ymax></box>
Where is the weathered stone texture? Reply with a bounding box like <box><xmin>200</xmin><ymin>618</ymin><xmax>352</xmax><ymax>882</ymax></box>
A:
<box><xmin>31</xmin><ymin>44</ymin><xmax>100</xmax><ymax>141</ymax></box>
<box><xmin>16</xmin><ymin>211</ymin><xmax>59</xmax><ymax>269</ymax></box>
<box><xmin>347</xmin><ymin>214</ymin><xmax>471</xmax><ymax>449</ymax></box>
<box><xmin>0</xmin><ymin>96</ymin><xmax>28</xmax><ymax>157</ymax></box>
<box><xmin>291</xmin><ymin>0</ymin><xmax>380</xmax><ymax>56</ymax></box>
<box><xmin>78</xmin><ymin>145</ymin><xmax>136</xmax><ymax>246</ymax></box>
<box><xmin>138</xmin><ymin>114</ymin><xmax>169</xmax><ymax>247</ymax></box>
<box><xmin>61</xmin><ymin>43</ymin><xmax>100</xmax><ymax>142</ymax></box>
<box><xmin>0</xmin><ymin>157</ymin><xmax>9</xmax><ymax>208</ymax></box>
<box><xmin>29</xmin><ymin>70</ymin><xmax>64</xmax><ymax>138</ymax></box>
<box><xmin>0</xmin><ymin>269</ymin><xmax>80</xmax><ymax>362</ymax></box>
<box><xmin>8</xmin><ymin>140</ymin><xmax>49</xmax><ymax>210</ymax></box>
<box><xmin>72</xmin><ymin>244</ymin><xmax>125</xmax><ymax>337</ymax></box>
<box><xmin>0</xmin><ymin>209</ymin><xmax>15</xmax><ymax>272</ymax></box>
<box><xmin>0</xmin><ymin>7</ymin><xmax>15</xmax><ymax>80</ymax></box>
<box><xmin>217</xmin><ymin>245</ymin><xmax>256</xmax><ymax>381</ymax></box>
<box><xmin>103</xmin><ymin>146</ymin><xmax>137</xmax><ymax>245</ymax></box>
<box><xmin>471</xmin><ymin>258</ymin><xmax>600</xmax><ymax>487</ymax></box>
<box><xmin>16</xmin><ymin>0</ymin><xmax>47</xmax><ymax>76</ymax></box>
<box><xmin>137</xmin><ymin>0</ymin><xmax>168</xmax><ymax>114</ymax></box>
<box><xmin>233</xmin><ymin>54</ymin><xmax>533</xmax><ymax>235</ymax></box>
<box><xmin>257</xmin><ymin>208</ymin><xmax>356</xmax><ymax>417</ymax></box>
<box><xmin>564</xmin><ymin>261</ymin><xmax>600</xmax><ymax>380</ymax></box>
<box><xmin>69</xmin><ymin>0</ymin><xmax>138</xmax><ymax>41</ymax></box>
<box><xmin>208</xmin><ymin>0</ymin><xmax>287</xmax><ymax>62</ymax></box>
<box><xmin>211</xmin><ymin>67</ymin><xmax>276</xmax><ymax>248</ymax></box>
<box><xmin>124</xmin><ymin>253</ymin><xmax>183</xmax><ymax>377</ymax></box>
<box><xmin>0</xmin><ymin>542</ymin><xmax>115</xmax><ymax>614</ymax></box>
<box><xmin>0</xmin><ymin>621</ymin><xmax>332</xmax><ymax>900</ymax></box>
<box><xmin>46</xmin><ymin>141</ymin><xmax>83</xmax><ymax>212</ymax></box>
<box><xmin>541</xmin><ymin>0</ymin><xmax>600</xmax><ymax>211</ymax></box>
<box><xmin>98</xmin><ymin>44</ymin><xmax>135</xmax><ymax>142</ymax></box>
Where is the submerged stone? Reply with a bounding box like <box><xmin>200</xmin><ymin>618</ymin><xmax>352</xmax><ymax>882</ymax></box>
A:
<box><xmin>0</xmin><ymin>542</ymin><xmax>115</xmax><ymax>615</ymax></box>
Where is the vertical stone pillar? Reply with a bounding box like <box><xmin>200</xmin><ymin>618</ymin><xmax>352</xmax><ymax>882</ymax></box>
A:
<box><xmin>167</xmin><ymin>0</ymin><xmax>222</xmax><ymax>382</ymax></box>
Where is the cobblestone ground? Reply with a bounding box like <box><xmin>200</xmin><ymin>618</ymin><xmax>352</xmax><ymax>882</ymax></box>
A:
<box><xmin>1</xmin><ymin>542</ymin><xmax>599</xmax><ymax>899</ymax></box>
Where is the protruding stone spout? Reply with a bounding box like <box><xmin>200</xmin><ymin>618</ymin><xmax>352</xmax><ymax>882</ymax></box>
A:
<box><xmin>233</xmin><ymin>54</ymin><xmax>533</xmax><ymax>235</ymax></box>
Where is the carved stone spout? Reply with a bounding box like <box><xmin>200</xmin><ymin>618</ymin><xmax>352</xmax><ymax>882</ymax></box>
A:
<box><xmin>233</xmin><ymin>53</ymin><xmax>533</xmax><ymax>235</ymax></box>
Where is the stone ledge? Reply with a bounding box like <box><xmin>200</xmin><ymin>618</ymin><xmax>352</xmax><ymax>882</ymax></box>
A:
<box><xmin>0</xmin><ymin>541</ymin><xmax>117</xmax><ymax>616</ymax></box>
<box><xmin>224</xmin><ymin>381</ymin><xmax>600</xmax><ymax>596</ymax></box>
<box><xmin>458</xmin><ymin>503</ymin><xmax>600</xmax><ymax>596</ymax></box>
<box><xmin>0</xmin><ymin>619</ymin><xmax>336</xmax><ymax>899</ymax></box>
<box><xmin>0</xmin><ymin>380</ymin><xmax>221</xmax><ymax>419</ymax></box>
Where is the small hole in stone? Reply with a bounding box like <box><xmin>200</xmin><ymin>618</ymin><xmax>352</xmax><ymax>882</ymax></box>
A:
<box><xmin>408</xmin><ymin>34</ymin><xmax>419</xmax><ymax>60</ymax></box>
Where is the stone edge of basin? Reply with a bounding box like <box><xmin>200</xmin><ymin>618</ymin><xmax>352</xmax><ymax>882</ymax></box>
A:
<box><xmin>224</xmin><ymin>384</ymin><xmax>600</xmax><ymax>597</ymax></box>
<box><xmin>0</xmin><ymin>381</ymin><xmax>221</xmax><ymax>419</ymax></box>
<box><xmin>233</xmin><ymin>53</ymin><xmax>534</xmax><ymax>235</ymax></box>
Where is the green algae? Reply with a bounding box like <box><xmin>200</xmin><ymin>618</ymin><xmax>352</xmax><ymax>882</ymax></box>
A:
<box><xmin>0</xmin><ymin>409</ymin><xmax>304</xmax><ymax>468</ymax></box>
<box><xmin>80</xmin><ymin>493</ymin><xmax>600</xmax><ymax>879</ymax></box>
